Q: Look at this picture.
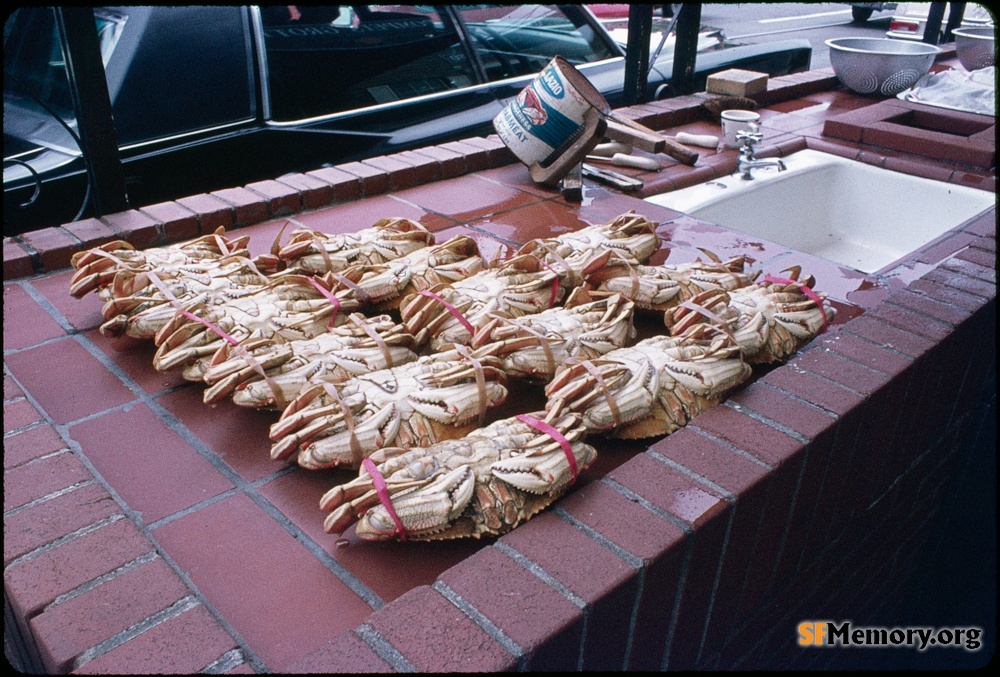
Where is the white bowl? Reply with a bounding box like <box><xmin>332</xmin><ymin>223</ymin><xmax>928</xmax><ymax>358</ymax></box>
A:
<box><xmin>826</xmin><ymin>37</ymin><xmax>941</xmax><ymax>96</ymax></box>
<box><xmin>952</xmin><ymin>26</ymin><xmax>995</xmax><ymax>71</ymax></box>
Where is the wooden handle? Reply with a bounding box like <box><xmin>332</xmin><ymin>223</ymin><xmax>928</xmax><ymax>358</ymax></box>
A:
<box><xmin>605</xmin><ymin>118</ymin><xmax>699</xmax><ymax>166</ymax></box>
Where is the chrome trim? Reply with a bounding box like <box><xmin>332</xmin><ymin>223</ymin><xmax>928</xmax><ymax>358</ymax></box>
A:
<box><xmin>262</xmin><ymin>57</ymin><xmax>626</xmax><ymax>128</ymax></box>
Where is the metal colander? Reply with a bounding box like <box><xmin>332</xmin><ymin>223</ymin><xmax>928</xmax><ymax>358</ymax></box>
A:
<box><xmin>952</xmin><ymin>26</ymin><xmax>995</xmax><ymax>71</ymax></box>
<box><xmin>826</xmin><ymin>38</ymin><xmax>941</xmax><ymax>97</ymax></box>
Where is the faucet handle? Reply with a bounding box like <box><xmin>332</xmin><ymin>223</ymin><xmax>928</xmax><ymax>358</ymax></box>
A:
<box><xmin>736</xmin><ymin>126</ymin><xmax>762</xmax><ymax>150</ymax></box>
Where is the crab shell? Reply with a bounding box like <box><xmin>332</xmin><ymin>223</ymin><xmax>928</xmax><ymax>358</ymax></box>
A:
<box><xmin>545</xmin><ymin>325</ymin><xmax>751</xmax><ymax>438</ymax></box>
<box><xmin>514</xmin><ymin>211</ymin><xmax>661</xmax><ymax>287</ymax></box>
<box><xmin>268</xmin><ymin>349</ymin><xmax>509</xmax><ymax>470</ymax></box>
<box><xmin>329</xmin><ymin>235</ymin><xmax>484</xmax><ymax>311</ymax></box>
<box><xmin>201</xmin><ymin>314</ymin><xmax>419</xmax><ymax>408</ymax></box>
<box><xmin>69</xmin><ymin>228</ymin><xmax>251</xmax><ymax>299</ymax></box>
<box><xmin>587</xmin><ymin>254</ymin><xmax>760</xmax><ymax>312</ymax></box>
<box><xmin>471</xmin><ymin>288</ymin><xmax>636</xmax><ymax>382</ymax></box>
<box><xmin>276</xmin><ymin>217</ymin><xmax>434</xmax><ymax>274</ymax></box>
<box><xmin>399</xmin><ymin>254</ymin><xmax>564</xmax><ymax>351</ymax></box>
<box><xmin>97</xmin><ymin>256</ymin><xmax>271</xmax><ymax>340</ymax></box>
<box><xmin>151</xmin><ymin>274</ymin><xmax>359</xmax><ymax>377</ymax></box>
<box><xmin>666</xmin><ymin>267</ymin><xmax>835</xmax><ymax>363</ymax></box>
<box><xmin>320</xmin><ymin>411</ymin><xmax>596</xmax><ymax>541</ymax></box>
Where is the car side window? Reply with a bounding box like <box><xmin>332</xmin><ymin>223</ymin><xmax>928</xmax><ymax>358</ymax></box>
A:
<box><xmin>456</xmin><ymin>5</ymin><xmax>618</xmax><ymax>82</ymax></box>
<box><xmin>261</xmin><ymin>5</ymin><xmax>479</xmax><ymax>121</ymax></box>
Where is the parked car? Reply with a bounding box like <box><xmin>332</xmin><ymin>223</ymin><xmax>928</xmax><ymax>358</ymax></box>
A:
<box><xmin>886</xmin><ymin>2</ymin><xmax>994</xmax><ymax>40</ymax></box>
<box><xmin>848</xmin><ymin>3</ymin><xmax>899</xmax><ymax>23</ymax></box>
<box><xmin>3</xmin><ymin>5</ymin><xmax>812</xmax><ymax>236</ymax></box>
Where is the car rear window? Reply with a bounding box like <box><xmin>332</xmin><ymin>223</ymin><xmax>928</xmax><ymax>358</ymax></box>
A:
<box><xmin>261</xmin><ymin>6</ymin><xmax>478</xmax><ymax>121</ymax></box>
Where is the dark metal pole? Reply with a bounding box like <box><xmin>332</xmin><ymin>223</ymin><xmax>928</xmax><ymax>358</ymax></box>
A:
<box><xmin>671</xmin><ymin>4</ymin><xmax>701</xmax><ymax>96</ymax></box>
<box><xmin>922</xmin><ymin>2</ymin><xmax>947</xmax><ymax>44</ymax></box>
<box><xmin>623</xmin><ymin>4</ymin><xmax>653</xmax><ymax>105</ymax></box>
<box><xmin>55</xmin><ymin>7</ymin><xmax>128</xmax><ymax>218</ymax></box>
<box><xmin>944</xmin><ymin>2</ymin><xmax>967</xmax><ymax>41</ymax></box>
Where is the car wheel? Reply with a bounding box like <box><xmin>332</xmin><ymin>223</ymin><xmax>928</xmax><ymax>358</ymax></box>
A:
<box><xmin>851</xmin><ymin>6</ymin><xmax>874</xmax><ymax>23</ymax></box>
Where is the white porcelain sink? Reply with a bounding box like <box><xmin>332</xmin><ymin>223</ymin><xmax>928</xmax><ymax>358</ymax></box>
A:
<box><xmin>644</xmin><ymin>149</ymin><xmax>995</xmax><ymax>273</ymax></box>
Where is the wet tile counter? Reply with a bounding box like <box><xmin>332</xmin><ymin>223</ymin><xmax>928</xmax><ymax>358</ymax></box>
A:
<box><xmin>4</xmin><ymin>61</ymin><xmax>996</xmax><ymax>672</ymax></box>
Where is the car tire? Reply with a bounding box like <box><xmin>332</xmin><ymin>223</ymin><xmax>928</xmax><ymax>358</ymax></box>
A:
<box><xmin>851</xmin><ymin>7</ymin><xmax>874</xmax><ymax>23</ymax></box>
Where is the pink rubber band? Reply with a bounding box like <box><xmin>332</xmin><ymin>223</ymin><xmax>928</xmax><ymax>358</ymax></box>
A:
<box><xmin>762</xmin><ymin>275</ymin><xmax>828</xmax><ymax>331</ymax></box>
<box><xmin>362</xmin><ymin>457</ymin><xmax>407</xmax><ymax>541</ymax></box>
<box><xmin>418</xmin><ymin>289</ymin><xmax>477</xmax><ymax>337</ymax></box>
<box><xmin>306</xmin><ymin>276</ymin><xmax>342</xmax><ymax>327</ymax></box>
<box><xmin>515</xmin><ymin>414</ymin><xmax>578</xmax><ymax>483</ymax></box>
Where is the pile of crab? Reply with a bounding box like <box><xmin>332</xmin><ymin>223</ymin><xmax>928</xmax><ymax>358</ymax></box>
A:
<box><xmin>71</xmin><ymin>212</ymin><xmax>834</xmax><ymax>542</ymax></box>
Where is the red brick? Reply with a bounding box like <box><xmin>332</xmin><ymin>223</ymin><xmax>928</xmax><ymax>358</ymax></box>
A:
<box><xmin>138</xmin><ymin>201</ymin><xmax>200</xmax><ymax>242</ymax></box>
<box><xmin>4</xmin><ymin>482</ymin><xmax>117</xmax><ymax>565</ymax></box>
<box><xmin>791</xmin><ymin>349</ymin><xmax>891</xmax><ymax>397</ymax></box>
<box><xmin>175</xmin><ymin>194</ymin><xmax>234</xmax><ymax>232</ymax></box>
<box><xmin>439</xmin><ymin>546</ymin><xmax>583</xmax><ymax>671</ymax></box>
<box><xmin>5</xmin><ymin>517</ymin><xmax>154</xmax><ymax>619</ymax></box>
<box><xmin>499</xmin><ymin>511</ymin><xmax>638</xmax><ymax>670</ymax></box>
<box><xmin>2</xmin><ymin>398</ymin><xmax>44</xmax><ymax>435</ymax></box>
<box><xmin>18</xmin><ymin>227</ymin><xmax>80</xmax><ymax>272</ymax></box>
<box><xmin>440</xmin><ymin>140</ymin><xmax>488</xmax><ymax>172</ymax></box>
<box><xmin>61</xmin><ymin>218</ymin><xmax>119</xmax><ymax>251</ymax></box>
<box><xmin>556</xmin><ymin>480</ymin><xmax>687</xmax><ymax>670</ymax></box>
<box><xmin>285</xmin><ymin>630</ymin><xmax>394</xmax><ymax>673</ymax></box>
<box><xmin>392</xmin><ymin>150</ymin><xmax>444</xmax><ymax>184</ymax></box>
<box><xmin>337</xmin><ymin>161</ymin><xmax>391</xmax><ymax>196</ymax></box>
<box><xmin>816</xmin><ymin>331</ymin><xmax>912</xmax><ymax>377</ymax></box>
<box><xmin>843</xmin><ymin>315</ymin><xmax>935</xmax><ymax>359</ymax></box>
<box><xmin>691</xmin><ymin>405</ymin><xmax>804</xmax><ymax>469</ymax></box>
<box><xmin>245</xmin><ymin>179</ymin><xmax>301</xmax><ymax>215</ymax></box>
<box><xmin>31</xmin><ymin>557</ymin><xmax>190</xmax><ymax>673</ymax></box>
<box><xmin>955</xmin><ymin>244</ymin><xmax>994</xmax><ymax>269</ymax></box>
<box><xmin>867</xmin><ymin>301</ymin><xmax>953</xmax><ymax>342</ymax></box>
<box><xmin>100</xmin><ymin>210</ymin><xmax>161</xmax><ymax>249</ymax></box>
<box><xmin>408</xmin><ymin>145</ymin><xmax>466</xmax><ymax>179</ymax></box>
<box><xmin>915</xmin><ymin>232</ymin><xmax>978</xmax><ymax>266</ymax></box>
<box><xmin>71</xmin><ymin>603</ymin><xmax>238</xmax><ymax>674</ymax></box>
<box><xmin>727</xmin><ymin>383</ymin><xmax>837</xmax><ymax>440</ymax></box>
<box><xmin>3</xmin><ymin>451</ymin><xmax>92</xmax><ymax>512</ymax></box>
<box><xmin>461</xmin><ymin>134</ymin><xmax>517</xmax><ymax>166</ymax></box>
<box><xmin>891</xmin><ymin>288</ymin><xmax>973</xmax><ymax>327</ymax></box>
<box><xmin>305</xmin><ymin>166</ymin><xmax>362</xmax><ymax>202</ymax></box>
<box><xmin>3</xmin><ymin>425</ymin><xmax>66</xmax><ymax>471</ymax></box>
<box><xmin>361</xmin><ymin>155</ymin><xmax>418</xmax><ymax>190</ymax></box>
<box><xmin>941</xmin><ymin>255</ymin><xmax>996</xmax><ymax>284</ymax></box>
<box><xmin>4</xmin><ymin>237</ymin><xmax>35</xmax><ymax>279</ymax></box>
<box><xmin>210</xmin><ymin>187</ymin><xmax>269</xmax><ymax>227</ymax></box>
<box><xmin>273</xmin><ymin>173</ymin><xmax>334</xmax><ymax>210</ymax></box>
<box><xmin>366</xmin><ymin>585</ymin><xmax>515</xmax><ymax>672</ymax></box>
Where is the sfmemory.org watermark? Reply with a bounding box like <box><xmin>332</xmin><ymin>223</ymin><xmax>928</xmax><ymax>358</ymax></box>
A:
<box><xmin>798</xmin><ymin>621</ymin><xmax>982</xmax><ymax>651</ymax></box>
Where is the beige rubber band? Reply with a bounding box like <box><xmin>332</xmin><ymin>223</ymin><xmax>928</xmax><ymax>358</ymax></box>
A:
<box><xmin>454</xmin><ymin>344</ymin><xmax>488</xmax><ymax>427</ymax></box>
<box><xmin>566</xmin><ymin>356</ymin><xmax>621</xmax><ymax>428</ymax></box>
<box><xmin>317</xmin><ymin>380</ymin><xmax>363</xmax><ymax>466</ymax></box>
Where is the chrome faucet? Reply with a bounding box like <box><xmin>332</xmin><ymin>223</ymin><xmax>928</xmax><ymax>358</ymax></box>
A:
<box><xmin>736</xmin><ymin>126</ymin><xmax>786</xmax><ymax>180</ymax></box>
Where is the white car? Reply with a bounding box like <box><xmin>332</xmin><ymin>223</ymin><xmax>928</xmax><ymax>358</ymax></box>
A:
<box><xmin>887</xmin><ymin>2</ymin><xmax>994</xmax><ymax>40</ymax></box>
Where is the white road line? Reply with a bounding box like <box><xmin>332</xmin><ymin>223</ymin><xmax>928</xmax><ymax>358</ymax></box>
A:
<box><xmin>759</xmin><ymin>9</ymin><xmax>852</xmax><ymax>23</ymax></box>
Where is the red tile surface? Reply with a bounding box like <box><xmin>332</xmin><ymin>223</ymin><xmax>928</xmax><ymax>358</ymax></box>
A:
<box><xmin>156</xmin><ymin>388</ymin><xmax>278</xmax><ymax>482</ymax></box>
<box><xmin>4</xmin><ymin>338</ymin><xmax>137</xmax><ymax>425</ymax></box>
<box><xmin>68</xmin><ymin>404</ymin><xmax>234</xmax><ymax>523</ymax></box>
<box><xmin>3</xmin><ymin>283</ymin><xmax>67</xmax><ymax>349</ymax></box>
<box><xmin>3</xmin><ymin>422</ymin><xmax>67</xmax><ymax>470</ymax></box>
<box><xmin>27</xmin><ymin>270</ymin><xmax>105</xmax><ymax>333</ymax></box>
<box><xmin>288</xmin><ymin>193</ymin><xmax>456</xmax><ymax>234</ymax></box>
<box><xmin>258</xmin><ymin>468</ymin><xmax>485</xmax><ymax>604</ymax></box>
<box><xmin>151</xmin><ymin>493</ymin><xmax>375</xmax><ymax>672</ymax></box>
<box><xmin>391</xmin><ymin>173</ymin><xmax>540</xmax><ymax>222</ymax></box>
